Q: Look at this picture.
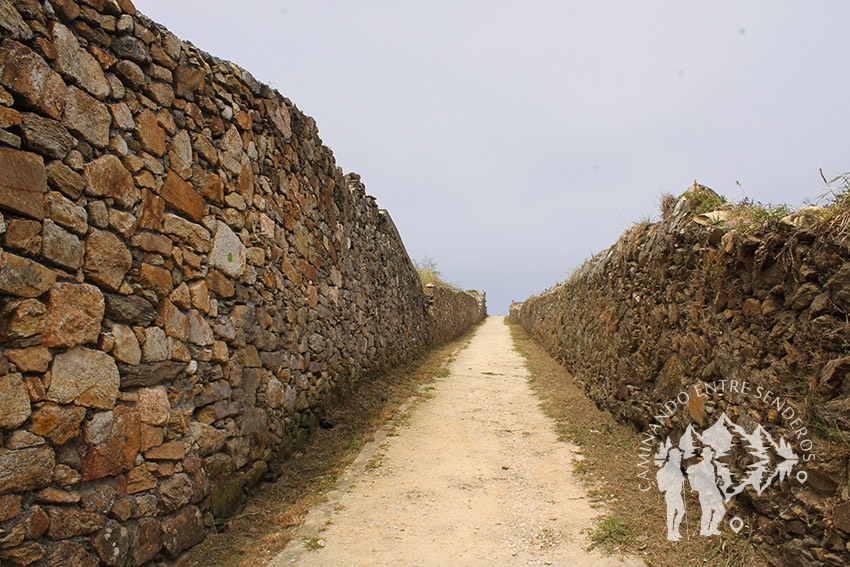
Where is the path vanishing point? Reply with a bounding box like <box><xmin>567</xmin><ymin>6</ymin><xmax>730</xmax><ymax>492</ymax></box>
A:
<box><xmin>271</xmin><ymin>317</ymin><xmax>641</xmax><ymax>567</ymax></box>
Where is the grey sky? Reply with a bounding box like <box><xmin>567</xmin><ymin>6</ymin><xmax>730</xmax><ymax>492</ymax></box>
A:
<box><xmin>136</xmin><ymin>1</ymin><xmax>850</xmax><ymax>313</ymax></box>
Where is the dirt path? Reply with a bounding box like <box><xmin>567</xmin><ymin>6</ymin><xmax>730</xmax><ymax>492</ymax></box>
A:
<box><xmin>271</xmin><ymin>316</ymin><xmax>640</xmax><ymax>567</ymax></box>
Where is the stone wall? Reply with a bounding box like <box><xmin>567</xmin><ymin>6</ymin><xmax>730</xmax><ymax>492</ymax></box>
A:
<box><xmin>0</xmin><ymin>1</ymin><xmax>485</xmax><ymax>565</ymax></box>
<box><xmin>424</xmin><ymin>285</ymin><xmax>486</xmax><ymax>346</ymax></box>
<box><xmin>512</xmin><ymin>192</ymin><xmax>850</xmax><ymax>567</ymax></box>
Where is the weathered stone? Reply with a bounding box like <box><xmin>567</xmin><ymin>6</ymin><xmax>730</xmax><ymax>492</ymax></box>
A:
<box><xmin>45</xmin><ymin>541</ymin><xmax>97</xmax><ymax>567</ymax></box>
<box><xmin>188</xmin><ymin>422</ymin><xmax>225</xmax><ymax>456</ymax></box>
<box><xmin>48</xmin><ymin>346</ymin><xmax>120</xmax><ymax>409</ymax></box>
<box><xmin>266</xmin><ymin>376</ymin><xmax>284</xmax><ymax>407</ymax></box>
<box><xmin>203</xmin><ymin>172</ymin><xmax>224</xmax><ymax>203</ymax></box>
<box><xmin>0</xmin><ymin>40</ymin><xmax>66</xmax><ymax>120</ymax></box>
<box><xmin>0</xmin><ymin>126</ymin><xmax>21</xmax><ymax>148</ymax></box>
<box><xmin>49</xmin><ymin>0</ymin><xmax>81</xmax><ymax>21</ymax></box>
<box><xmin>107</xmin><ymin>208</ymin><xmax>137</xmax><ymax>239</ymax></box>
<box><xmin>131</xmin><ymin>517</ymin><xmax>162</xmax><ymax>565</ymax></box>
<box><xmin>0</xmin><ymin>373</ymin><xmax>31</xmax><ymax>429</ymax></box>
<box><xmin>51</xmin><ymin>21</ymin><xmax>110</xmax><ymax>99</ymax></box>
<box><xmin>131</xmin><ymin>231</ymin><xmax>172</xmax><ymax>255</ymax></box>
<box><xmin>35</xmin><ymin>486</ymin><xmax>79</xmax><ymax>504</ymax></box>
<box><xmin>137</xmin><ymin>386</ymin><xmax>169</xmax><ymax>425</ymax></box>
<box><xmin>104</xmin><ymin>293</ymin><xmax>157</xmax><ymax>325</ymax></box>
<box><xmin>144</xmin><ymin>81</ymin><xmax>174</xmax><ymax>107</ymax></box>
<box><xmin>92</xmin><ymin>522</ymin><xmax>131</xmax><ymax>567</ymax></box>
<box><xmin>169</xmin><ymin>129</ymin><xmax>192</xmax><ymax>178</ymax></box>
<box><xmin>0</xmin><ymin>0</ymin><xmax>32</xmax><ymax>40</ymax></box>
<box><xmin>0</xmin><ymin>148</ymin><xmax>47</xmax><ymax>219</ymax></box>
<box><xmin>83</xmin><ymin>154</ymin><xmax>138</xmax><ymax>208</ymax></box>
<box><xmin>41</xmin><ymin>219</ymin><xmax>83</xmax><ymax>270</ymax></box>
<box><xmin>80</xmin><ymin>405</ymin><xmax>141</xmax><ymax>480</ymax></box>
<box><xmin>161</xmin><ymin>169</ymin><xmax>205</xmax><ymax>221</ymax></box>
<box><xmin>46</xmin><ymin>506</ymin><xmax>104</xmax><ymax>539</ymax></box>
<box><xmin>0</xmin><ymin>541</ymin><xmax>44</xmax><ymax>565</ymax></box>
<box><xmin>28</xmin><ymin>402</ymin><xmax>86</xmax><ymax>445</ymax></box>
<box><xmin>87</xmin><ymin>199</ymin><xmax>109</xmax><ymax>228</ymax></box>
<box><xmin>174</xmin><ymin>65</ymin><xmax>205</xmax><ymax>100</ymax></box>
<box><xmin>62</xmin><ymin>86</ymin><xmax>111</xmax><ymax>148</ymax></box>
<box><xmin>142</xmin><ymin>326</ymin><xmax>169</xmax><ymax>362</ymax></box>
<box><xmin>3</xmin><ymin>219</ymin><xmax>42</xmax><ymax>255</ymax></box>
<box><xmin>52</xmin><ymin>464</ymin><xmax>81</xmax><ymax>486</ymax></box>
<box><xmin>135</xmin><ymin>108</ymin><xmax>165</xmax><ymax>156</ymax></box>
<box><xmin>110</xmin><ymin>34</ymin><xmax>148</xmax><ymax>63</ymax></box>
<box><xmin>6</xmin><ymin>346</ymin><xmax>51</xmax><ymax>373</ymax></box>
<box><xmin>0</xmin><ymin>298</ymin><xmax>45</xmax><ymax>340</ymax></box>
<box><xmin>187</xmin><ymin>279</ymin><xmax>210</xmax><ymax>312</ymax></box>
<box><xmin>169</xmin><ymin>282</ymin><xmax>191</xmax><ymax>309</ymax></box>
<box><xmin>157</xmin><ymin>473</ymin><xmax>192</xmax><ymax>514</ymax></box>
<box><xmin>205</xmin><ymin>270</ymin><xmax>234</xmax><ymax>301</ymax></box>
<box><xmin>42</xmin><ymin>282</ymin><xmax>104</xmax><ymax>348</ymax></box>
<box><xmin>161</xmin><ymin>505</ymin><xmax>204</xmax><ymax>558</ymax></box>
<box><xmin>140</xmin><ymin>423</ymin><xmax>163</xmax><ymax>452</ymax></box>
<box><xmin>272</xmin><ymin>102</ymin><xmax>292</xmax><ymax>138</ymax></box>
<box><xmin>111</xmin><ymin>323</ymin><xmax>140</xmax><ymax>365</ymax></box>
<box><xmin>159</xmin><ymin>300</ymin><xmax>187</xmax><ymax>342</ymax></box>
<box><xmin>789</xmin><ymin>281</ymin><xmax>820</xmax><ymax>310</ymax></box>
<box><xmin>109</xmin><ymin>102</ymin><xmax>134</xmax><ymax>131</ymax></box>
<box><xmin>78</xmin><ymin>481</ymin><xmax>117</xmax><ymax>514</ymax></box>
<box><xmin>126</xmin><ymin>465</ymin><xmax>157</xmax><ymax>494</ymax></box>
<box><xmin>187</xmin><ymin>309</ymin><xmax>213</xmax><ymax>346</ymax></box>
<box><xmin>209</xmin><ymin>220</ymin><xmax>246</xmax><ymax>278</ymax></box>
<box><xmin>118</xmin><ymin>360</ymin><xmax>183</xmax><ymax>388</ymax></box>
<box><xmin>0</xmin><ymin>445</ymin><xmax>54</xmax><ymax>495</ymax></box>
<box><xmin>20</xmin><ymin>112</ymin><xmax>75</xmax><ymax>160</ymax></box>
<box><xmin>0</xmin><ymin>251</ymin><xmax>54</xmax><ymax>298</ymax></box>
<box><xmin>46</xmin><ymin>191</ymin><xmax>87</xmax><ymax>234</ymax></box>
<box><xmin>139</xmin><ymin>262</ymin><xmax>173</xmax><ymax>298</ymax></box>
<box><xmin>128</xmin><ymin>492</ymin><xmax>158</xmax><ymax>518</ymax></box>
<box><xmin>163</xmin><ymin>213</ymin><xmax>211</xmax><ymax>253</ymax></box>
<box><xmin>210</xmin><ymin>474</ymin><xmax>243</xmax><ymax>517</ymax></box>
<box><xmin>137</xmin><ymin>189</ymin><xmax>165</xmax><ymax>230</ymax></box>
<box><xmin>0</xmin><ymin>105</ymin><xmax>20</xmax><ymax>129</ymax></box>
<box><xmin>145</xmin><ymin>441</ymin><xmax>183</xmax><ymax>460</ymax></box>
<box><xmin>46</xmin><ymin>161</ymin><xmax>85</xmax><ymax>199</ymax></box>
<box><xmin>5</xmin><ymin>429</ymin><xmax>43</xmax><ymax>449</ymax></box>
<box><xmin>112</xmin><ymin>59</ymin><xmax>145</xmax><ymax>89</ymax></box>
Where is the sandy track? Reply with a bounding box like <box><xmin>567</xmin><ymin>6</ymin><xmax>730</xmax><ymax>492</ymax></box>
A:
<box><xmin>271</xmin><ymin>316</ymin><xmax>639</xmax><ymax>567</ymax></box>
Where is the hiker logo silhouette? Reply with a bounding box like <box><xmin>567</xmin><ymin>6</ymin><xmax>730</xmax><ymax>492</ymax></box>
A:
<box><xmin>653</xmin><ymin>412</ymin><xmax>806</xmax><ymax>541</ymax></box>
<box><xmin>634</xmin><ymin>380</ymin><xmax>814</xmax><ymax>541</ymax></box>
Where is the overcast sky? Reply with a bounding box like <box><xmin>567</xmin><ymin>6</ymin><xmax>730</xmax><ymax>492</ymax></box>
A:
<box><xmin>137</xmin><ymin>1</ymin><xmax>850</xmax><ymax>313</ymax></box>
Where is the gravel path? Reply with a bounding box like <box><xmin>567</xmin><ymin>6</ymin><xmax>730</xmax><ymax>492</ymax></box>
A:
<box><xmin>271</xmin><ymin>316</ymin><xmax>640</xmax><ymax>567</ymax></box>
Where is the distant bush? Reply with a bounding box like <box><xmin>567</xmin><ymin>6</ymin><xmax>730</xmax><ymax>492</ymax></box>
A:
<box><xmin>413</xmin><ymin>257</ymin><xmax>455</xmax><ymax>288</ymax></box>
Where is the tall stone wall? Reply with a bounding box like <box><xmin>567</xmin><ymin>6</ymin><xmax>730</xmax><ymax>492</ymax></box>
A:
<box><xmin>0</xmin><ymin>1</ymin><xmax>485</xmax><ymax>565</ymax></box>
<box><xmin>424</xmin><ymin>285</ymin><xmax>486</xmax><ymax>346</ymax></box>
<box><xmin>512</xmin><ymin>193</ymin><xmax>850</xmax><ymax>567</ymax></box>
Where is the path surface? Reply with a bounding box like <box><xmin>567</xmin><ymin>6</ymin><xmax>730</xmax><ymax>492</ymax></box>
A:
<box><xmin>272</xmin><ymin>316</ymin><xmax>639</xmax><ymax>567</ymax></box>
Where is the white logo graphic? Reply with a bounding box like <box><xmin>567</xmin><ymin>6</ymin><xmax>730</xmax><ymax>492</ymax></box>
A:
<box><xmin>635</xmin><ymin>380</ymin><xmax>814</xmax><ymax>541</ymax></box>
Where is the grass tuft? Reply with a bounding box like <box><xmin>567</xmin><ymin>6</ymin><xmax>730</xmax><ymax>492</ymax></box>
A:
<box><xmin>681</xmin><ymin>183</ymin><xmax>727</xmax><ymax>214</ymax></box>
<box><xmin>588</xmin><ymin>517</ymin><xmax>633</xmax><ymax>551</ymax></box>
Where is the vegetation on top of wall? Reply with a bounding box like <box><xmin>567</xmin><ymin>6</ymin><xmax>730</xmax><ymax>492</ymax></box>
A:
<box><xmin>413</xmin><ymin>257</ymin><xmax>457</xmax><ymax>289</ymax></box>
<box><xmin>681</xmin><ymin>183</ymin><xmax>728</xmax><ymax>214</ymax></box>
<box><xmin>665</xmin><ymin>177</ymin><xmax>850</xmax><ymax>236</ymax></box>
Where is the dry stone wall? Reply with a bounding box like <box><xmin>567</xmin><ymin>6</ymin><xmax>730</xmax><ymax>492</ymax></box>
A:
<box><xmin>424</xmin><ymin>285</ymin><xmax>486</xmax><ymax>346</ymax></box>
<box><xmin>0</xmin><ymin>1</ymin><xmax>485</xmax><ymax>566</ymax></box>
<box><xmin>512</xmin><ymin>194</ymin><xmax>850</xmax><ymax>567</ymax></box>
